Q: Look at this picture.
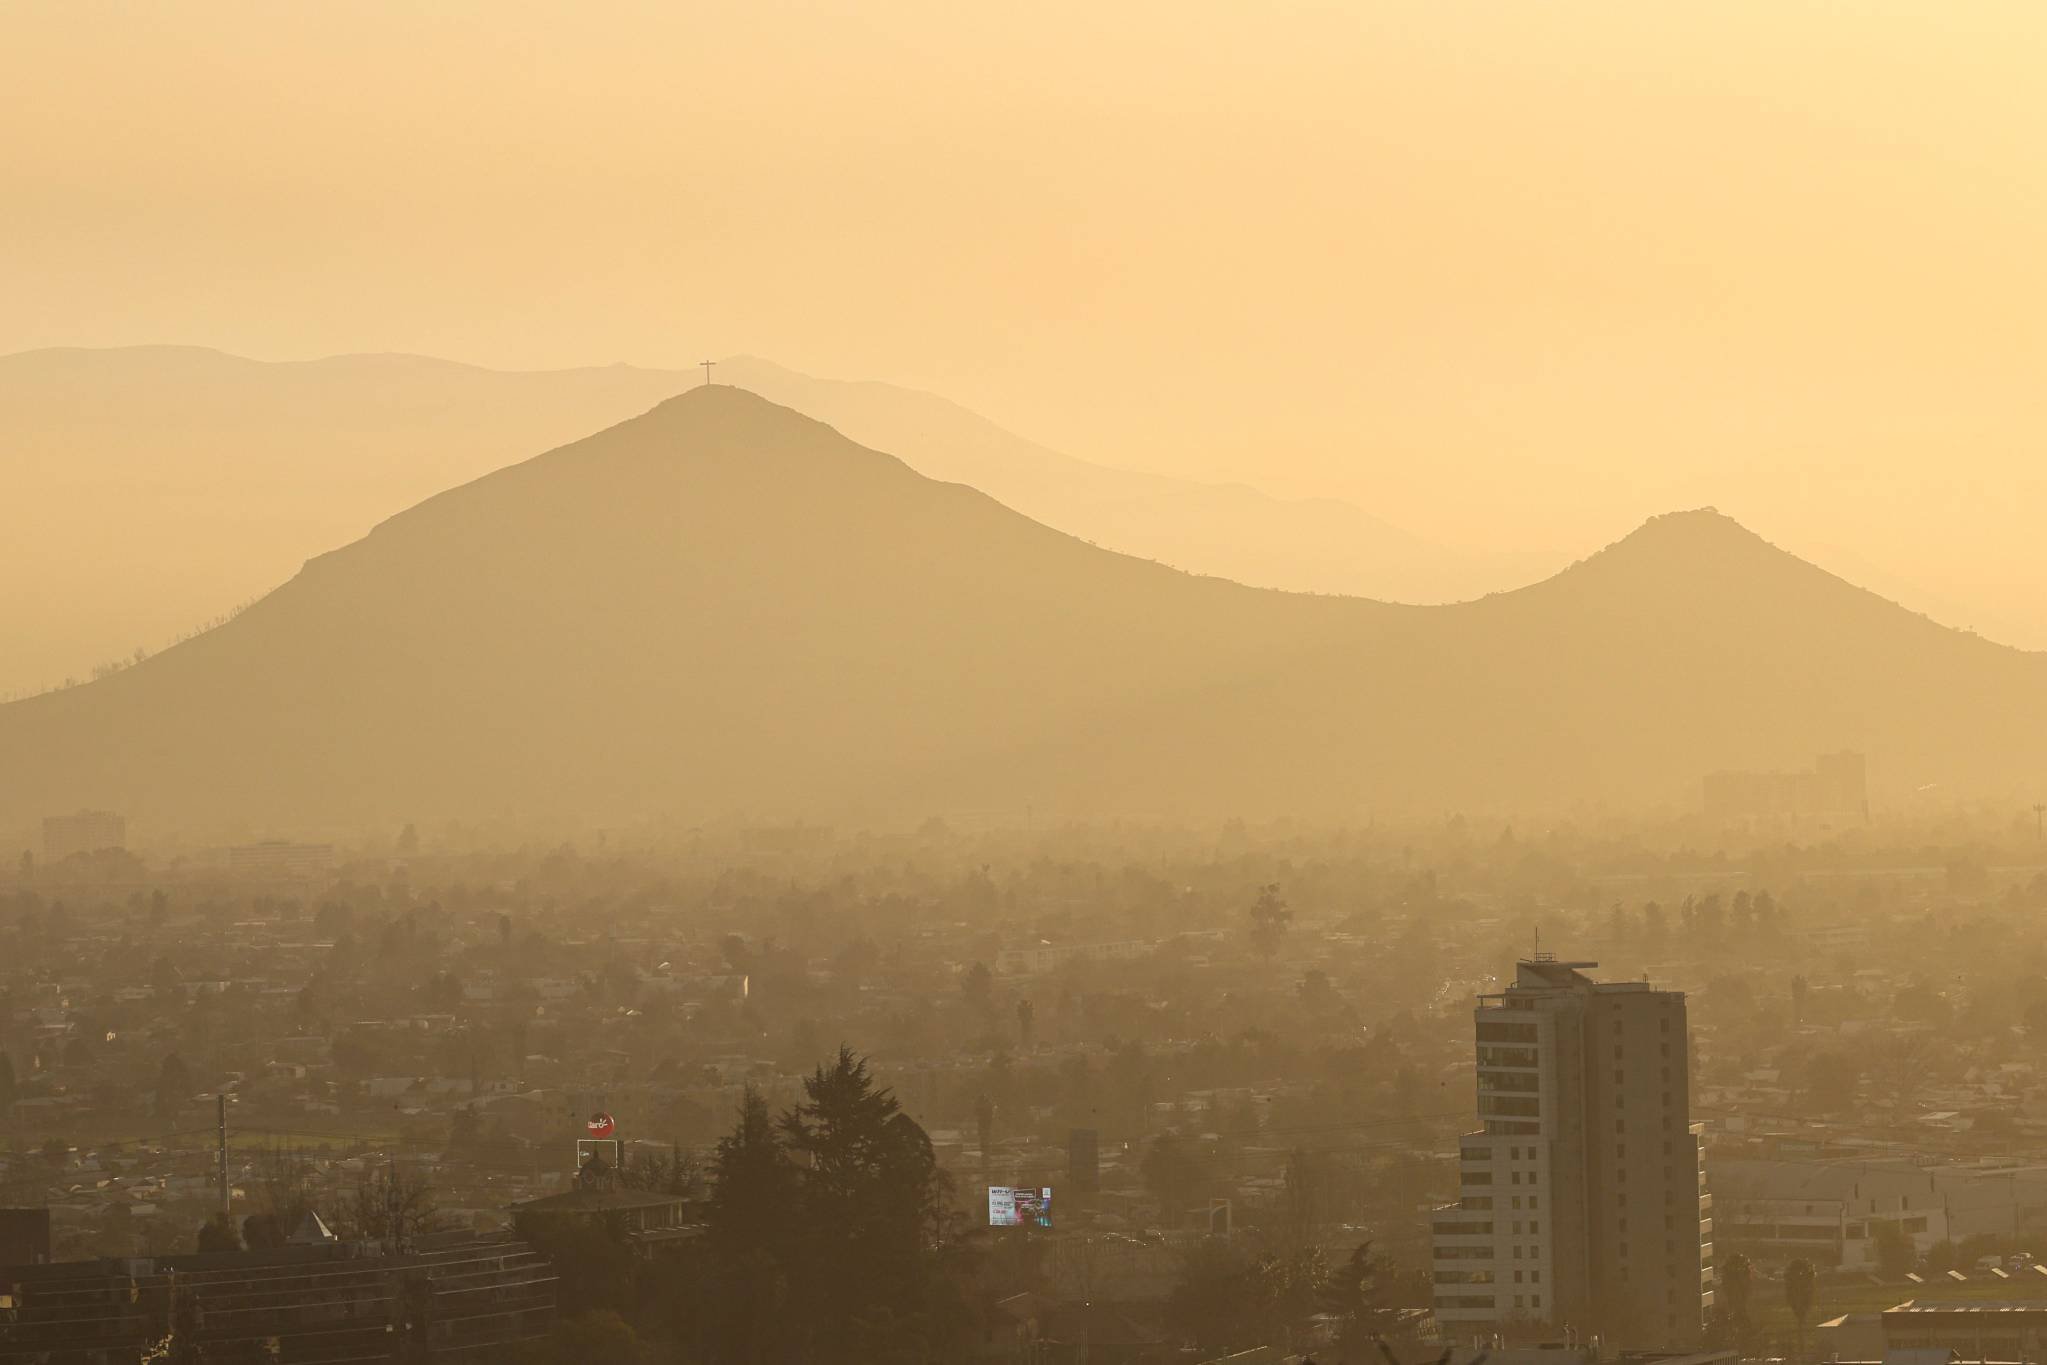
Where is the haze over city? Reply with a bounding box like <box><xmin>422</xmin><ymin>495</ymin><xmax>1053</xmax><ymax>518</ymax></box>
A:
<box><xmin>3</xmin><ymin>4</ymin><xmax>2046</xmax><ymax>1365</ymax></box>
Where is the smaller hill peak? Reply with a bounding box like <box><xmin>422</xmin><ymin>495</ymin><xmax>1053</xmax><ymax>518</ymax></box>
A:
<box><xmin>1625</xmin><ymin>506</ymin><xmax>1752</xmax><ymax>539</ymax></box>
<box><xmin>1523</xmin><ymin>507</ymin><xmax>1801</xmax><ymax>602</ymax></box>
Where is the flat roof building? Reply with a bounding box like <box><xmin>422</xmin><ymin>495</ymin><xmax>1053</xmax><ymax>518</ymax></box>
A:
<box><xmin>0</xmin><ymin>1232</ymin><xmax>554</xmax><ymax>1361</ymax></box>
<box><xmin>225</xmin><ymin>839</ymin><xmax>335</xmax><ymax>881</ymax></box>
<box><xmin>1432</xmin><ymin>957</ymin><xmax>1712</xmax><ymax>1347</ymax></box>
<box><xmin>40</xmin><ymin>810</ymin><xmax>126</xmax><ymax>863</ymax></box>
<box><xmin>1883</xmin><ymin>1301</ymin><xmax>2047</xmax><ymax>1363</ymax></box>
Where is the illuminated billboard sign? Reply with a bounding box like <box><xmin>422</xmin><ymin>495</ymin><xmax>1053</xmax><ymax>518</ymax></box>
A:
<box><xmin>988</xmin><ymin>1186</ymin><xmax>1052</xmax><ymax>1227</ymax></box>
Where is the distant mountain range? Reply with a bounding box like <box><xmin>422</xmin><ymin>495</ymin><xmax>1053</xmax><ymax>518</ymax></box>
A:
<box><xmin>2</xmin><ymin>386</ymin><xmax>2039</xmax><ymax>837</ymax></box>
<box><xmin>716</xmin><ymin>356</ymin><xmax>1555</xmax><ymax>602</ymax></box>
<box><xmin>0</xmin><ymin>346</ymin><xmax>1550</xmax><ymax>698</ymax></box>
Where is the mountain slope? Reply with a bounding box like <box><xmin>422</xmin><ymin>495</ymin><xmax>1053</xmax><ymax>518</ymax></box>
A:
<box><xmin>1</xmin><ymin>389</ymin><xmax>2040</xmax><ymax>836</ymax></box>
<box><xmin>716</xmin><ymin>356</ymin><xmax>1554</xmax><ymax>602</ymax></box>
<box><xmin>0</xmin><ymin>345</ymin><xmax>686</xmax><ymax>696</ymax></box>
<box><xmin>0</xmin><ymin>346</ymin><xmax>1543</xmax><ymax>697</ymax></box>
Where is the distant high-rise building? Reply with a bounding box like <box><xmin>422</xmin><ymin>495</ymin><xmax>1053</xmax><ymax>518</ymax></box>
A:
<box><xmin>40</xmin><ymin>810</ymin><xmax>126</xmax><ymax>863</ymax></box>
<box><xmin>225</xmin><ymin>840</ymin><xmax>335</xmax><ymax>881</ymax></box>
<box><xmin>1702</xmin><ymin>750</ymin><xmax>1867</xmax><ymax>821</ymax></box>
<box><xmin>1430</xmin><ymin>958</ymin><xmax>1712</xmax><ymax>1347</ymax></box>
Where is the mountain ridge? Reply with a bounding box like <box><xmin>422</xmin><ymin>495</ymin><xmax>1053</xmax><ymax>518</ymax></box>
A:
<box><xmin>3</xmin><ymin>386</ymin><xmax>2039</xmax><ymax>837</ymax></box>
<box><xmin>0</xmin><ymin>345</ymin><xmax>1550</xmax><ymax>697</ymax></box>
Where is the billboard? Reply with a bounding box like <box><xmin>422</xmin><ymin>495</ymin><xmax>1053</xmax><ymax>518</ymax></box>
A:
<box><xmin>988</xmin><ymin>1186</ymin><xmax>1053</xmax><ymax>1228</ymax></box>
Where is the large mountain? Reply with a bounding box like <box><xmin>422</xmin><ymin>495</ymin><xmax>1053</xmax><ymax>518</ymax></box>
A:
<box><xmin>0</xmin><ymin>346</ymin><xmax>1542</xmax><ymax>697</ymax></box>
<box><xmin>1</xmin><ymin>387</ymin><xmax>2040</xmax><ymax>838</ymax></box>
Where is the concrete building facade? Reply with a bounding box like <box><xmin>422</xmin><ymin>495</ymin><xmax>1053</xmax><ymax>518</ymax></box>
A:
<box><xmin>1432</xmin><ymin>958</ymin><xmax>1713</xmax><ymax>1347</ymax></box>
<box><xmin>40</xmin><ymin>809</ymin><xmax>126</xmax><ymax>862</ymax></box>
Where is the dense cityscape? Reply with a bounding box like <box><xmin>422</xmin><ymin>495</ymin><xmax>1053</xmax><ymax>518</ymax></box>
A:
<box><xmin>5</xmin><ymin>787</ymin><xmax>2046</xmax><ymax>1361</ymax></box>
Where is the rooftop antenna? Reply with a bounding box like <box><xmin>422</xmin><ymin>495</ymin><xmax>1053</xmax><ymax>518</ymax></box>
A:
<box><xmin>699</xmin><ymin>359</ymin><xmax>716</xmax><ymax>386</ymax></box>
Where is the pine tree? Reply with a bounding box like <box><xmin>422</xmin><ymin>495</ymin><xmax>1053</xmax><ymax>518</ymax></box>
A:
<box><xmin>706</xmin><ymin>1087</ymin><xmax>800</xmax><ymax>1364</ymax></box>
<box><xmin>777</xmin><ymin>1048</ymin><xmax>952</xmax><ymax>1363</ymax></box>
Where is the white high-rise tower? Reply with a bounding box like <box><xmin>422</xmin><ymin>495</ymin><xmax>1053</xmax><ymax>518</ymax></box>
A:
<box><xmin>1431</xmin><ymin>957</ymin><xmax>1713</xmax><ymax>1346</ymax></box>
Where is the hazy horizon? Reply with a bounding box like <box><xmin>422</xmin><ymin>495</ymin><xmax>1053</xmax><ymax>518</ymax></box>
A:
<box><xmin>10</xmin><ymin>2</ymin><xmax>2047</xmax><ymax>658</ymax></box>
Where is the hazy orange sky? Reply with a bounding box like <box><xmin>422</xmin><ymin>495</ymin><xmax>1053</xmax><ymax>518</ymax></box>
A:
<box><xmin>7</xmin><ymin>2</ymin><xmax>2046</xmax><ymax>641</ymax></box>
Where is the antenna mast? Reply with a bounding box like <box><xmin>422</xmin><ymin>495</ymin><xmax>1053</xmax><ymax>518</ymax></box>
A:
<box><xmin>217</xmin><ymin>1093</ymin><xmax>230</xmax><ymax>1222</ymax></box>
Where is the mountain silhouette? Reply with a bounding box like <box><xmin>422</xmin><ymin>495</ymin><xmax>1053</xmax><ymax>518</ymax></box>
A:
<box><xmin>0</xmin><ymin>346</ymin><xmax>1546</xmax><ymax>697</ymax></box>
<box><xmin>716</xmin><ymin>356</ymin><xmax>1554</xmax><ymax>603</ymax></box>
<box><xmin>1</xmin><ymin>388</ymin><xmax>2039</xmax><ymax>836</ymax></box>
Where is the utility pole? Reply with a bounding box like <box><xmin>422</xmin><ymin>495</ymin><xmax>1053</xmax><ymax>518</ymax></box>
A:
<box><xmin>216</xmin><ymin>1093</ymin><xmax>229</xmax><ymax>1222</ymax></box>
